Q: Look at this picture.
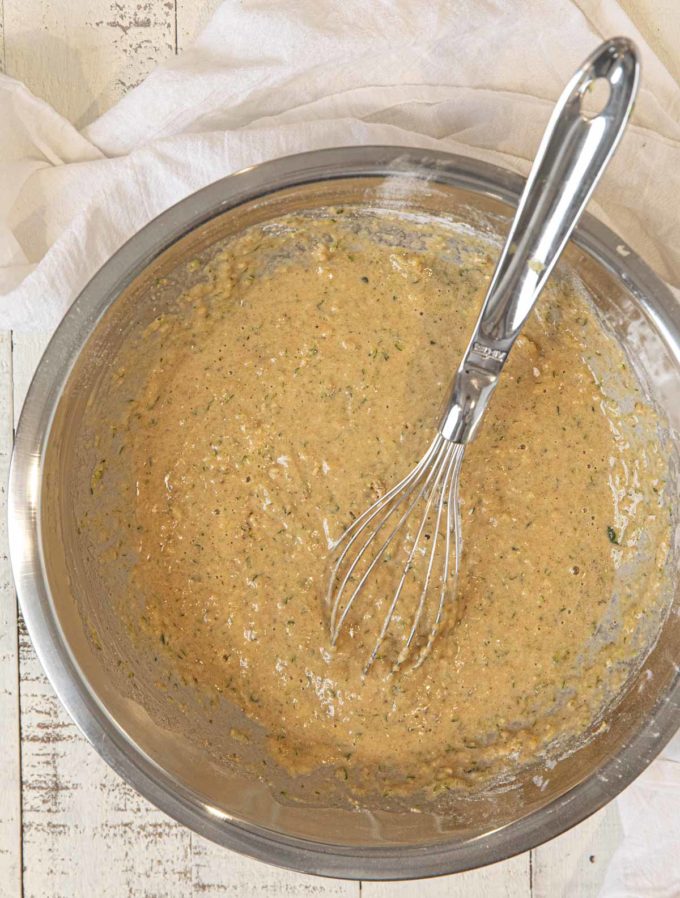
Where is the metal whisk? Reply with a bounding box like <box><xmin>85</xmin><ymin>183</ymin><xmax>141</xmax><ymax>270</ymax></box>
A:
<box><xmin>327</xmin><ymin>37</ymin><xmax>639</xmax><ymax>672</ymax></box>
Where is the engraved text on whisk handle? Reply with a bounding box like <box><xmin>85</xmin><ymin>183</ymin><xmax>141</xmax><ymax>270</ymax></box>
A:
<box><xmin>439</xmin><ymin>39</ymin><xmax>638</xmax><ymax>447</ymax></box>
<box><xmin>439</xmin><ymin>358</ymin><xmax>501</xmax><ymax>444</ymax></box>
<box><xmin>470</xmin><ymin>342</ymin><xmax>507</xmax><ymax>364</ymax></box>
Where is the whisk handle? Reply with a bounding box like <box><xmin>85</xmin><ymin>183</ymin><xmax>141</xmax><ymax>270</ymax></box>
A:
<box><xmin>439</xmin><ymin>37</ymin><xmax>639</xmax><ymax>444</ymax></box>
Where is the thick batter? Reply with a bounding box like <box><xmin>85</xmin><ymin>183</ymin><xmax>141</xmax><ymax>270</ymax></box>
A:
<box><xmin>87</xmin><ymin>210</ymin><xmax>669</xmax><ymax>796</ymax></box>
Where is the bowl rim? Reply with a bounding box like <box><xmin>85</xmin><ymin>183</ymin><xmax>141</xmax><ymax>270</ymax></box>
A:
<box><xmin>8</xmin><ymin>145</ymin><xmax>680</xmax><ymax>880</ymax></box>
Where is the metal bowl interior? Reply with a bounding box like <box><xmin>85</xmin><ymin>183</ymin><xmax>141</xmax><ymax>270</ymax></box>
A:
<box><xmin>8</xmin><ymin>147</ymin><xmax>680</xmax><ymax>880</ymax></box>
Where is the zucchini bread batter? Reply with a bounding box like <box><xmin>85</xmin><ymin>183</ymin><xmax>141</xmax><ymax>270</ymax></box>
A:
<box><xmin>87</xmin><ymin>209</ymin><xmax>670</xmax><ymax>797</ymax></box>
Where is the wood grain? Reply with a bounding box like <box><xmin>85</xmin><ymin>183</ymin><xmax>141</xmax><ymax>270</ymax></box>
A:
<box><xmin>11</xmin><ymin>328</ymin><xmax>359</xmax><ymax>896</ymax></box>
<box><xmin>18</xmin><ymin>618</ymin><xmax>194</xmax><ymax>898</ymax></box>
<box><xmin>11</xmin><ymin>331</ymin><xmax>51</xmax><ymax>413</ymax></box>
<box><xmin>5</xmin><ymin>1</ymin><xmax>667</xmax><ymax>895</ymax></box>
<box><xmin>532</xmin><ymin>805</ymin><xmax>623</xmax><ymax>898</ymax></box>
<box><xmin>11</xmin><ymin>332</ymin><xmax>192</xmax><ymax>898</ymax></box>
<box><xmin>0</xmin><ymin>331</ymin><xmax>21</xmax><ymax>898</ymax></box>
<box><xmin>363</xmin><ymin>854</ymin><xmax>530</xmax><ymax>898</ymax></box>
<box><xmin>176</xmin><ymin>0</ymin><xmax>222</xmax><ymax>52</ymax></box>
<box><xmin>190</xmin><ymin>836</ymin><xmax>359</xmax><ymax>897</ymax></box>
<box><xmin>0</xmin><ymin>1</ymin><xmax>5</xmax><ymax>71</ymax></box>
<box><xmin>0</xmin><ymin>0</ymin><xmax>225</xmax><ymax>131</ymax></box>
<box><xmin>2</xmin><ymin>0</ymin><xmax>175</xmax><ymax>128</ymax></box>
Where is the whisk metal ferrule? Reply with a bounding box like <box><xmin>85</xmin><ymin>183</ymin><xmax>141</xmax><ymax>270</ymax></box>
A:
<box><xmin>326</xmin><ymin>37</ymin><xmax>639</xmax><ymax>674</ymax></box>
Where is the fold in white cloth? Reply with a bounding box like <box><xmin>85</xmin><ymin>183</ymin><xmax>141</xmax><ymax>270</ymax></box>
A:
<box><xmin>0</xmin><ymin>2</ymin><xmax>678</xmax><ymax>893</ymax></box>
<box><xmin>1</xmin><ymin>0</ymin><xmax>678</xmax><ymax>330</ymax></box>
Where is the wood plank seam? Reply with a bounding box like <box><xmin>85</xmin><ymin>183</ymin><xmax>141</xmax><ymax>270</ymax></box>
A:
<box><xmin>0</xmin><ymin>331</ymin><xmax>22</xmax><ymax>898</ymax></box>
<box><xmin>3</xmin><ymin>0</ymin><xmax>653</xmax><ymax>892</ymax></box>
<box><xmin>11</xmin><ymin>331</ymin><xmax>25</xmax><ymax>898</ymax></box>
<box><xmin>0</xmin><ymin>0</ymin><xmax>6</xmax><ymax>71</ymax></box>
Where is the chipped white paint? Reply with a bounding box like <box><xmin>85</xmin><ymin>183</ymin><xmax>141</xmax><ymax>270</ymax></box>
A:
<box><xmin>2</xmin><ymin>0</ymin><xmax>175</xmax><ymax>128</ymax></box>
<box><xmin>18</xmin><ymin>609</ymin><xmax>195</xmax><ymax>898</ymax></box>
<box><xmin>177</xmin><ymin>0</ymin><xmax>222</xmax><ymax>53</ymax></box>
<box><xmin>532</xmin><ymin>805</ymin><xmax>623</xmax><ymax>898</ymax></box>
<box><xmin>0</xmin><ymin>0</ymin><xmax>652</xmax><ymax>894</ymax></box>
<box><xmin>0</xmin><ymin>257</ymin><xmax>623</xmax><ymax>898</ymax></box>
<box><xmin>11</xmin><ymin>331</ymin><xmax>52</xmax><ymax>411</ymax></box>
<box><xmin>0</xmin><ymin>332</ymin><xmax>21</xmax><ymax>898</ymax></box>
<box><xmin>189</xmin><ymin>837</ymin><xmax>358</xmax><ymax>897</ymax></box>
<box><xmin>363</xmin><ymin>855</ymin><xmax>530</xmax><ymax>898</ymax></box>
<box><xmin>9</xmin><ymin>331</ymin><xmax>361</xmax><ymax>898</ymax></box>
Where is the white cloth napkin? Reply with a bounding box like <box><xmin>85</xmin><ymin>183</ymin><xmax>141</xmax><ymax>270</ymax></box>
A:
<box><xmin>0</xmin><ymin>0</ymin><xmax>678</xmax><ymax>892</ymax></box>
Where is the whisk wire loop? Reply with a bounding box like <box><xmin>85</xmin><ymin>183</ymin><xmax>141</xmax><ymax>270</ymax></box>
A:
<box><xmin>411</xmin><ymin>445</ymin><xmax>463</xmax><ymax>670</ymax></box>
<box><xmin>328</xmin><ymin>435</ymin><xmax>464</xmax><ymax>670</ymax></box>
<box><xmin>402</xmin><ymin>443</ymin><xmax>461</xmax><ymax>663</ymax></box>
<box><xmin>327</xmin><ymin>38</ymin><xmax>638</xmax><ymax>672</ymax></box>
<box><xmin>329</xmin><ymin>435</ymin><xmax>446</xmax><ymax>643</ymax></box>
<box><xmin>366</xmin><ymin>440</ymin><xmax>455</xmax><ymax>670</ymax></box>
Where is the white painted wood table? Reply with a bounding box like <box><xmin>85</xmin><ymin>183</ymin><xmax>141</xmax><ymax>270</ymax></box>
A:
<box><xmin>1</xmin><ymin>2</ymin><xmax>675</xmax><ymax>895</ymax></box>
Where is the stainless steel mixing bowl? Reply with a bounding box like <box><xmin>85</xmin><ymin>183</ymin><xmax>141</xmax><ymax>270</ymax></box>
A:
<box><xmin>8</xmin><ymin>147</ymin><xmax>680</xmax><ymax>880</ymax></box>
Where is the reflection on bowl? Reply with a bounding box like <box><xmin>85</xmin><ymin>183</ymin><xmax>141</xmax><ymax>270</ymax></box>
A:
<box><xmin>8</xmin><ymin>147</ymin><xmax>680</xmax><ymax>880</ymax></box>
